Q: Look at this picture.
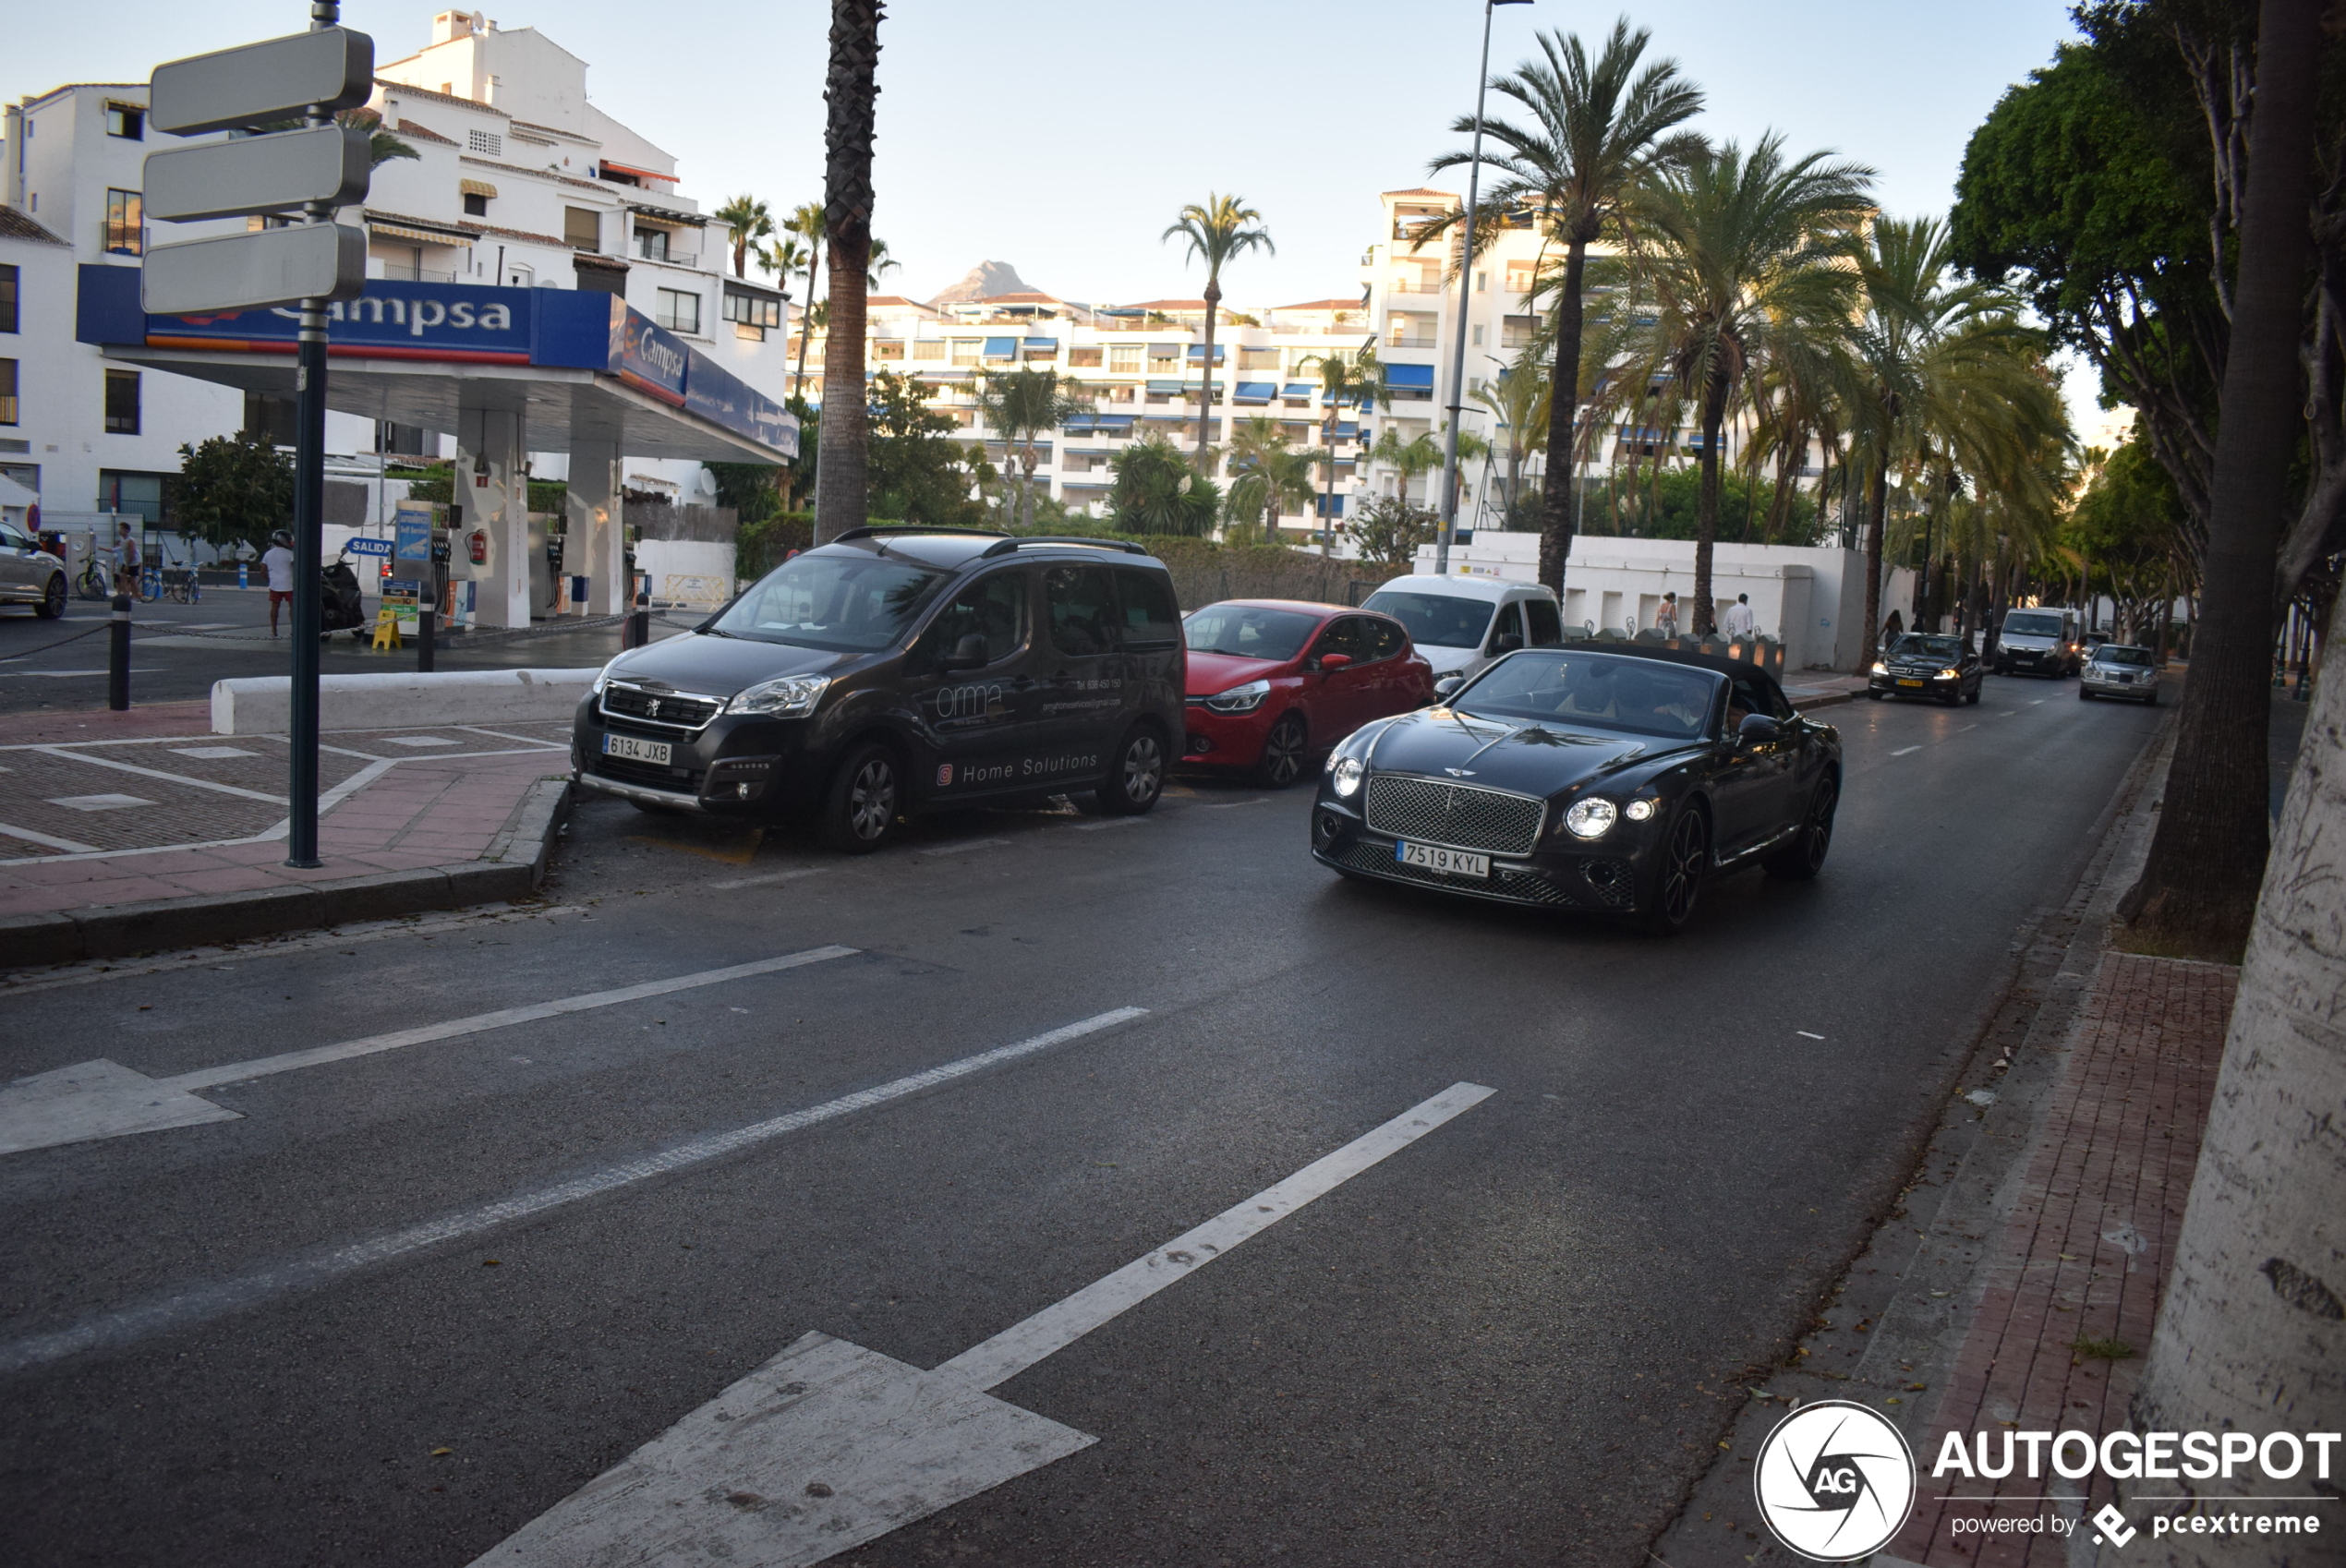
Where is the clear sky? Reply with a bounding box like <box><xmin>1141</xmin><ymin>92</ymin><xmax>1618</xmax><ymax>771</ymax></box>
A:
<box><xmin>8</xmin><ymin>0</ymin><xmax>2099</xmax><ymax>408</ymax></box>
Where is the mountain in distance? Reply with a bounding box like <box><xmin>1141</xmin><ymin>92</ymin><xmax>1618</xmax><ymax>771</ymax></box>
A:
<box><xmin>927</xmin><ymin>260</ymin><xmax>1046</xmax><ymax>304</ymax></box>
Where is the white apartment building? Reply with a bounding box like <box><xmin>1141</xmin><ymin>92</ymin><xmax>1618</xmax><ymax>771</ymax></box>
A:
<box><xmin>0</xmin><ymin>9</ymin><xmax>793</xmax><ymax>530</ymax></box>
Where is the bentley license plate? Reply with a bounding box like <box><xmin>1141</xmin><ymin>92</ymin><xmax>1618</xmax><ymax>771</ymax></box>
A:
<box><xmin>1897</xmin><ymin>679</ymin><xmax>1925</xmax><ymax>688</ymax></box>
<box><xmin>1397</xmin><ymin>840</ymin><xmax>1490</xmax><ymax>878</ymax></box>
<box><xmin>602</xmin><ymin>733</ymin><xmax>672</xmax><ymax>766</ymax></box>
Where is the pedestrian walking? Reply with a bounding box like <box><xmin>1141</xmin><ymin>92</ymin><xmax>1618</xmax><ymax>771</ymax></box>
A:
<box><xmin>1656</xmin><ymin>592</ymin><xmax>1679</xmax><ymax>638</ymax></box>
<box><xmin>262</xmin><ymin>529</ymin><xmax>297</xmax><ymax>638</ymax></box>
<box><xmin>1723</xmin><ymin>594</ymin><xmax>1756</xmax><ymax>638</ymax></box>
<box><xmin>112</xmin><ymin>521</ymin><xmax>141</xmax><ymax>597</ymax></box>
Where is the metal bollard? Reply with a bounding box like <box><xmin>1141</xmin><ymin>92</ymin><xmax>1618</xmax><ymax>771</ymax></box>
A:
<box><xmin>626</xmin><ymin>588</ymin><xmax>650</xmax><ymax>650</ymax></box>
<box><xmin>237</xmin><ymin>560</ymin><xmax>248</xmax><ymax>590</ymax></box>
<box><xmin>109</xmin><ymin>594</ymin><xmax>132</xmax><ymax>711</ymax></box>
<box><xmin>417</xmin><ymin>603</ymin><xmax>436</xmax><ymax>672</ymax></box>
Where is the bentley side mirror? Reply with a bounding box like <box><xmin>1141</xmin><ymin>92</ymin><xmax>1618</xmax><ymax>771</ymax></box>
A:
<box><xmin>1433</xmin><ymin>675</ymin><xmax>1464</xmax><ymax>698</ymax></box>
<box><xmin>1736</xmin><ymin>713</ymin><xmax>1783</xmax><ymax>747</ymax></box>
<box><xmin>1315</xmin><ymin>652</ymin><xmax>1354</xmax><ymax>671</ymax></box>
<box><xmin>941</xmin><ymin>633</ymin><xmax>989</xmax><ymax>672</ymax></box>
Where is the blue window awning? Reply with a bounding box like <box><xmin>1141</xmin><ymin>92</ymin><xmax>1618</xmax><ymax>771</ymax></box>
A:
<box><xmin>1022</xmin><ymin>337</ymin><xmax>1059</xmax><ymax>351</ymax></box>
<box><xmin>1335</xmin><ymin>421</ymin><xmax>1360</xmax><ymax>440</ymax></box>
<box><xmin>1065</xmin><ymin>413</ymin><xmax>1136</xmax><ymax>434</ymax></box>
<box><xmin>1186</xmin><ymin>344</ymin><xmax>1227</xmax><ymax>363</ymax></box>
<box><xmin>1234</xmin><ymin>381</ymin><xmax>1277</xmax><ymax>404</ymax></box>
<box><xmin>983</xmin><ymin>336</ymin><xmax>1018</xmax><ymax>356</ymax></box>
<box><xmin>1385</xmin><ymin>363</ymin><xmax>1435</xmax><ymax>389</ymax></box>
<box><xmin>1282</xmin><ymin>382</ymin><xmax>1316</xmax><ymax>398</ymax></box>
<box><xmin>1145</xmin><ymin>379</ymin><xmax>1188</xmax><ymax>394</ymax></box>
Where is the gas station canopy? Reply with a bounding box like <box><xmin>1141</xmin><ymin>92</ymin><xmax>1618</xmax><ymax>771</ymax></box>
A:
<box><xmin>76</xmin><ymin>266</ymin><xmax>797</xmax><ymax>464</ymax></box>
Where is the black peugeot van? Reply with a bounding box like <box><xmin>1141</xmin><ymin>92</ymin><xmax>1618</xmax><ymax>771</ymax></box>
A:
<box><xmin>571</xmin><ymin>527</ymin><xmax>1188</xmax><ymax>850</ymax></box>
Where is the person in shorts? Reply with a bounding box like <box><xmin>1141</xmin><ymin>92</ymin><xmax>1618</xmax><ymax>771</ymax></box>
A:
<box><xmin>262</xmin><ymin>529</ymin><xmax>297</xmax><ymax>637</ymax></box>
<box><xmin>112</xmin><ymin>522</ymin><xmax>142</xmax><ymax>597</ymax></box>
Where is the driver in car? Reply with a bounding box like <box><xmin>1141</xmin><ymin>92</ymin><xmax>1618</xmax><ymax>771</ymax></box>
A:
<box><xmin>1620</xmin><ymin>669</ymin><xmax>1705</xmax><ymax>731</ymax></box>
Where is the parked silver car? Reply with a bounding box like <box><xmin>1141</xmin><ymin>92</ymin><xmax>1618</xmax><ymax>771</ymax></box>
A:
<box><xmin>0</xmin><ymin>522</ymin><xmax>68</xmax><ymax>619</ymax></box>
<box><xmin>2078</xmin><ymin>643</ymin><xmax>2159</xmax><ymax>705</ymax></box>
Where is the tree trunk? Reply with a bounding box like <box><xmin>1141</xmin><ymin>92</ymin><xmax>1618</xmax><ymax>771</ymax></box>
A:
<box><xmin>1693</xmin><ymin>372</ymin><xmax>1728</xmax><ymax>637</ymax></box>
<box><xmin>1020</xmin><ymin>448</ymin><xmax>1038</xmax><ymax>528</ymax></box>
<box><xmin>1537</xmin><ymin>237</ymin><xmax>1590</xmax><ymax>597</ymax></box>
<box><xmin>2130</xmin><ymin>593</ymin><xmax>2346</xmax><ymax>1559</ymax></box>
<box><xmin>1194</xmin><ymin>279</ymin><xmax>1221</xmax><ymax>476</ymax></box>
<box><xmin>1861</xmin><ymin>454</ymin><xmax>1889</xmax><ymax>666</ymax></box>
<box><xmin>2122</xmin><ymin>0</ymin><xmax>2319</xmax><ymax>959</ymax></box>
<box><xmin>812</xmin><ymin>0</ymin><xmax>883</xmax><ymax>546</ymax></box>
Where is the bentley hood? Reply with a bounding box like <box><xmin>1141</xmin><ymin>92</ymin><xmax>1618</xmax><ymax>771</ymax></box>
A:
<box><xmin>1362</xmin><ymin>707</ymin><xmax>1690</xmax><ymax>797</ymax></box>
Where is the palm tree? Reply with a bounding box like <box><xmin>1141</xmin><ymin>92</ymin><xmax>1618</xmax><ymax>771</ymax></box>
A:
<box><xmin>1469</xmin><ymin>353</ymin><xmax>1551</xmax><ymax>520</ymax></box>
<box><xmin>1371</xmin><ymin>428</ymin><xmax>1445</xmax><ymax>506</ymax></box>
<box><xmin>785</xmin><ymin>200</ymin><xmax>828</xmax><ymax>400</ymax></box>
<box><xmin>814</xmin><ymin>0</ymin><xmax>882</xmax><ymax>544</ymax></box>
<box><xmin>1224</xmin><ymin>419</ymin><xmax>1325</xmax><ymax>542</ymax></box>
<box><xmin>1110</xmin><ymin>436</ymin><xmax>1219</xmax><ymax>537</ymax></box>
<box><xmin>1619</xmin><ymin>133</ymin><xmax>1874</xmax><ymax>633</ymax></box>
<box><xmin>714</xmin><ymin>195</ymin><xmax>772</xmax><ymax>280</ymax></box>
<box><xmin>865</xmin><ymin>236</ymin><xmax>900</xmax><ymax>291</ymax></box>
<box><xmin>1302</xmin><ymin>344</ymin><xmax>1387</xmax><ymax>556</ymax></box>
<box><xmin>1841</xmin><ymin>215</ymin><xmax>2060</xmax><ymax>661</ymax></box>
<box><xmin>1429</xmin><ymin>20</ymin><xmax>1703</xmax><ymax>597</ymax></box>
<box><xmin>1162</xmin><ymin>194</ymin><xmax>1275</xmax><ymax>476</ymax></box>
<box><xmin>972</xmin><ymin>368</ymin><xmax>1094</xmax><ymax>527</ymax></box>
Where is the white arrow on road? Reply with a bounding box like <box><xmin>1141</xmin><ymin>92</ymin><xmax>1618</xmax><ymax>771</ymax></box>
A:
<box><xmin>470</xmin><ymin>1080</ymin><xmax>1495</xmax><ymax>1568</ymax></box>
<box><xmin>0</xmin><ymin>947</ymin><xmax>857</xmax><ymax>1157</ymax></box>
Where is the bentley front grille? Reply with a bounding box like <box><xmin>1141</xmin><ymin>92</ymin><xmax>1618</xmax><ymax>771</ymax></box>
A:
<box><xmin>1362</xmin><ymin>774</ymin><xmax>1544</xmax><ymax>856</ymax></box>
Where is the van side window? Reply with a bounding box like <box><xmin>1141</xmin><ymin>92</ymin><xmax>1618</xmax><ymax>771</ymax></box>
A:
<box><xmin>924</xmin><ymin>570</ymin><xmax>1028</xmax><ymax>669</ymax></box>
<box><xmin>1491</xmin><ymin>600</ymin><xmax>1525</xmax><ymax>649</ymax></box>
<box><xmin>1524</xmin><ymin>597</ymin><xmax>1563</xmax><ymax>646</ymax></box>
<box><xmin>1044</xmin><ymin>565</ymin><xmax>1119</xmax><ymax>657</ymax></box>
<box><xmin>1112</xmin><ymin>569</ymin><xmax>1180</xmax><ymax>649</ymax></box>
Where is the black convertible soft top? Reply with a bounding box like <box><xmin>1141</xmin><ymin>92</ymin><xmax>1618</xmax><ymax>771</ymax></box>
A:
<box><xmin>1546</xmin><ymin>641</ymin><xmax>1796</xmax><ymax>711</ymax></box>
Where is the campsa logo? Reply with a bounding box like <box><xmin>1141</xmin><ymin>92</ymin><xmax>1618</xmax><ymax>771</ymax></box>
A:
<box><xmin>623</xmin><ymin>319</ymin><xmax>686</xmax><ymax>380</ymax></box>
<box><xmin>1754</xmin><ymin>1400</ymin><xmax>1918</xmax><ymax>1562</ymax></box>
<box><xmin>267</xmin><ymin>297</ymin><xmax>514</xmax><ymax>337</ymax></box>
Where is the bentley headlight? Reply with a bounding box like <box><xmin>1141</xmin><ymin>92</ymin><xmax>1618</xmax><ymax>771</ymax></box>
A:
<box><xmin>1564</xmin><ymin>797</ymin><xmax>1618</xmax><ymax>840</ymax></box>
<box><xmin>726</xmin><ymin>673</ymin><xmax>831</xmax><ymax>718</ymax></box>
<box><xmin>1331</xmin><ymin>755</ymin><xmax>1365</xmax><ymax>798</ymax></box>
<box><xmin>1204</xmin><ymin>679</ymin><xmax>1271</xmax><ymax>714</ymax></box>
<box><xmin>1624</xmin><ymin>797</ymin><xmax>1658</xmax><ymax>822</ymax></box>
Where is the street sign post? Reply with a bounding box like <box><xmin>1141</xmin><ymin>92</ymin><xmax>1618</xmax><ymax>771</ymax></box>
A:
<box><xmin>145</xmin><ymin>7</ymin><xmax>374</xmax><ymax>868</ymax></box>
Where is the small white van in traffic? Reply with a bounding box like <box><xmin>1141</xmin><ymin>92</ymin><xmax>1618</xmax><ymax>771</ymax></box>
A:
<box><xmin>1360</xmin><ymin>574</ymin><xmax>1566</xmax><ymax>679</ymax></box>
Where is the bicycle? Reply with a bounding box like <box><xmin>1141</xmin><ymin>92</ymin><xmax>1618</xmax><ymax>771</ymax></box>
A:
<box><xmin>137</xmin><ymin>565</ymin><xmax>164</xmax><ymax>603</ymax></box>
<box><xmin>75</xmin><ymin>560</ymin><xmax>111</xmax><ymax>601</ymax></box>
<box><xmin>163</xmin><ymin>567</ymin><xmax>202</xmax><ymax>604</ymax></box>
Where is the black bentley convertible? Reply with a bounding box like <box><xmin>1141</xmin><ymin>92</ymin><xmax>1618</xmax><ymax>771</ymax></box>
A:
<box><xmin>1310</xmin><ymin>645</ymin><xmax>1841</xmax><ymax>934</ymax></box>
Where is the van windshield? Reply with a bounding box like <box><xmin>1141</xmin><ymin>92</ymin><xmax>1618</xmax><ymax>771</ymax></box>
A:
<box><xmin>710</xmin><ymin>551</ymin><xmax>952</xmax><ymax>652</ymax></box>
<box><xmin>1361</xmin><ymin>588</ymin><xmax>1494</xmax><ymax>650</ymax></box>
<box><xmin>2003</xmin><ymin>612</ymin><xmax>2063</xmax><ymax>638</ymax></box>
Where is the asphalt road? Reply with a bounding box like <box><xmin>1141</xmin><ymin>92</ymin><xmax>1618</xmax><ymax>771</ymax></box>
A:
<box><xmin>0</xmin><ymin>589</ymin><xmax>653</xmax><ymax>716</ymax></box>
<box><xmin>0</xmin><ymin>672</ymin><xmax>2165</xmax><ymax>1567</ymax></box>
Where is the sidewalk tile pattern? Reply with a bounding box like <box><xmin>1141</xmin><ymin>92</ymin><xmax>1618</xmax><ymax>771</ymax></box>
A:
<box><xmin>1895</xmin><ymin>951</ymin><xmax>2238</xmax><ymax>1565</ymax></box>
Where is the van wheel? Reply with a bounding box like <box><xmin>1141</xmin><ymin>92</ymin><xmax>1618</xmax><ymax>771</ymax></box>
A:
<box><xmin>821</xmin><ymin>742</ymin><xmax>901</xmax><ymax>852</ymax></box>
<box><xmin>1254</xmin><ymin>713</ymin><xmax>1309</xmax><ymax>789</ymax></box>
<box><xmin>1093</xmin><ymin>726</ymin><xmax>1166</xmax><ymax>815</ymax></box>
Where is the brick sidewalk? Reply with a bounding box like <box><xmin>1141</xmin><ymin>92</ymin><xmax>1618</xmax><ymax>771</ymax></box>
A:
<box><xmin>0</xmin><ymin>718</ymin><xmax>573</xmax><ymax>963</ymax></box>
<box><xmin>1893</xmin><ymin>951</ymin><xmax>2238</xmax><ymax>1564</ymax></box>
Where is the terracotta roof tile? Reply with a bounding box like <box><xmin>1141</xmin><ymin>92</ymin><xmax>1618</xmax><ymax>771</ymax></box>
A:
<box><xmin>394</xmin><ymin>118</ymin><xmax>458</xmax><ymax>146</ymax></box>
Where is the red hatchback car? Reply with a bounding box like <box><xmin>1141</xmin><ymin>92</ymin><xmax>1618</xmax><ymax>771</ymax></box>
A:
<box><xmin>1180</xmin><ymin>599</ymin><xmax>1435</xmax><ymax>787</ymax></box>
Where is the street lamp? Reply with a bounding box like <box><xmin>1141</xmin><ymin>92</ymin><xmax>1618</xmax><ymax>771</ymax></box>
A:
<box><xmin>1433</xmin><ymin>0</ymin><xmax>1532</xmax><ymax>577</ymax></box>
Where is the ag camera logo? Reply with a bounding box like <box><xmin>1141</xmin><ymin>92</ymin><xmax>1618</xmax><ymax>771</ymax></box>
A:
<box><xmin>1754</xmin><ymin>1400</ymin><xmax>1917</xmax><ymax>1561</ymax></box>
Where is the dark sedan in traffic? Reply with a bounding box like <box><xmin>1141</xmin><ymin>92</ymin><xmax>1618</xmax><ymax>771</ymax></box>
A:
<box><xmin>1867</xmin><ymin>633</ymin><xmax>1982</xmax><ymax>705</ymax></box>
<box><xmin>1310</xmin><ymin>645</ymin><xmax>1841</xmax><ymax>934</ymax></box>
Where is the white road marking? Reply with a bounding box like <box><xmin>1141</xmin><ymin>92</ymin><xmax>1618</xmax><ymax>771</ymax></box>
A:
<box><xmin>0</xmin><ymin>1007</ymin><xmax>1150</xmax><ymax>1377</ymax></box>
<box><xmin>707</xmin><ymin>867</ymin><xmax>828</xmax><ymax>891</ymax></box>
<box><xmin>476</xmin><ymin>1080</ymin><xmax>1490</xmax><ymax>1568</ymax></box>
<box><xmin>456</xmin><ymin>725</ymin><xmax>569</xmax><ymax>748</ymax></box>
<box><xmin>381</xmin><ymin>736</ymin><xmax>462</xmax><ymax>748</ymax></box>
<box><xmin>0</xmin><ymin>947</ymin><xmax>859</xmax><ymax>1155</ymax></box>
<box><xmin>1197</xmin><ymin>796</ymin><xmax>1268</xmax><ymax>809</ymax></box>
<box><xmin>32</xmin><ymin>745</ymin><xmax>284</xmax><ymax>802</ymax></box>
<box><xmin>0</xmin><ymin>667</ymin><xmax>165</xmax><ymax>676</ymax></box>
<box><xmin>1796</xmin><ymin>1031</ymin><xmax>1825</xmax><ymax>1040</ymax></box>
<box><xmin>46</xmin><ymin>793</ymin><xmax>156</xmax><ymax>812</ymax></box>
<box><xmin>168</xmin><ymin>745</ymin><xmax>258</xmax><ymax>759</ymax></box>
<box><xmin>2030</xmin><ymin>699</ymin><xmax>2045</xmax><ymax>706</ymax></box>
<box><xmin>0</xmin><ymin>820</ymin><xmax>103</xmax><ymax>853</ymax></box>
<box><xmin>1891</xmin><ymin>746</ymin><xmax>1922</xmax><ymax>757</ymax></box>
<box><xmin>1073</xmin><ymin>815</ymin><xmax>1145</xmax><ymax>831</ymax></box>
<box><xmin>920</xmin><ymin>838</ymin><xmax>1010</xmax><ymax>856</ymax></box>
<box><xmin>1958</xmin><ymin>723</ymin><xmax>1978</xmax><ymax>732</ymax></box>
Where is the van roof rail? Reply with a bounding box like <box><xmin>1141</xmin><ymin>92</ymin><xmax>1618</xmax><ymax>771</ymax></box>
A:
<box><xmin>833</xmin><ymin>525</ymin><xmax>1010</xmax><ymax>543</ymax></box>
<box><xmin>979</xmin><ymin>536</ymin><xmax>1147</xmax><ymax>557</ymax></box>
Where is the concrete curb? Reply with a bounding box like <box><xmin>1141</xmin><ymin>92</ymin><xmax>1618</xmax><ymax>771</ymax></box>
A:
<box><xmin>0</xmin><ymin>779</ymin><xmax>573</xmax><ymax>971</ymax></box>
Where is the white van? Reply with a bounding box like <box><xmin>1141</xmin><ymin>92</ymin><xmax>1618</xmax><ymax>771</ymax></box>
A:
<box><xmin>1995</xmin><ymin>607</ymin><xmax>2083</xmax><ymax>678</ymax></box>
<box><xmin>1360</xmin><ymin>574</ymin><xmax>1566</xmax><ymax>678</ymax></box>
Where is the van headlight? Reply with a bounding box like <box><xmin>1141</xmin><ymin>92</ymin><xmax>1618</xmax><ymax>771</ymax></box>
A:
<box><xmin>1330</xmin><ymin>755</ymin><xmax>1365</xmax><ymax>797</ymax></box>
<box><xmin>1204</xmin><ymin>678</ymin><xmax>1271</xmax><ymax>714</ymax></box>
<box><xmin>1564</xmin><ymin>797</ymin><xmax>1618</xmax><ymax>839</ymax></box>
<box><xmin>726</xmin><ymin>674</ymin><xmax>831</xmax><ymax>717</ymax></box>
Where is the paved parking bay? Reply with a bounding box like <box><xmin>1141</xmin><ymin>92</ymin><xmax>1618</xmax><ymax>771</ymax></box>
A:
<box><xmin>0</xmin><ymin>676</ymin><xmax>2167</xmax><ymax>1566</ymax></box>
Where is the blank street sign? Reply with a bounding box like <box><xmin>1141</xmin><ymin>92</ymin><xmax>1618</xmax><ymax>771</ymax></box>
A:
<box><xmin>144</xmin><ymin>125</ymin><xmax>371</xmax><ymax>223</ymax></box>
<box><xmin>142</xmin><ymin>223</ymin><xmax>366</xmax><ymax>315</ymax></box>
<box><xmin>149</xmin><ymin>27</ymin><xmax>373</xmax><ymax>137</ymax></box>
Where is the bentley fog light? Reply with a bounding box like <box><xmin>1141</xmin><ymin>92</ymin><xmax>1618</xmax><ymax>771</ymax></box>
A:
<box><xmin>1331</xmin><ymin>755</ymin><xmax>1365</xmax><ymax>798</ymax></box>
<box><xmin>1204</xmin><ymin>679</ymin><xmax>1271</xmax><ymax>714</ymax></box>
<box><xmin>1624</xmin><ymin>797</ymin><xmax>1658</xmax><ymax>822</ymax></box>
<box><xmin>1564</xmin><ymin>797</ymin><xmax>1618</xmax><ymax>840</ymax></box>
<box><xmin>726</xmin><ymin>674</ymin><xmax>831</xmax><ymax>717</ymax></box>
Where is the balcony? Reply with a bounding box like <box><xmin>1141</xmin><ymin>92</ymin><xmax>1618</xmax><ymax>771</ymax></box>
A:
<box><xmin>634</xmin><ymin>234</ymin><xmax>699</xmax><ymax>268</ymax></box>
<box><xmin>380</xmin><ymin>264</ymin><xmax>457</xmax><ymax>283</ymax></box>
<box><xmin>1386</xmin><ymin>334</ymin><xmax>1440</xmax><ymax>349</ymax></box>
